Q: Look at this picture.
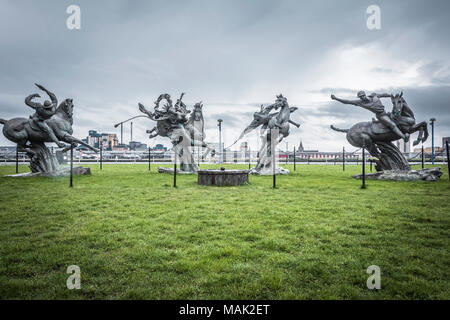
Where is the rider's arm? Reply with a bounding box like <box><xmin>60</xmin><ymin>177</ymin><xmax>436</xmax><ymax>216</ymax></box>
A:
<box><xmin>333</xmin><ymin>96</ymin><xmax>360</xmax><ymax>106</ymax></box>
<box><xmin>374</xmin><ymin>93</ymin><xmax>391</xmax><ymax>98</ymax></box>
<box><xmin>35</xmin><ymin>84</ymin><xmax>58</xmax><ymax>107</ymax></box>
<box><xmin>25</xmin><ymin>94</ymin><xmax>41</xmax><ymax>109</ymax></box>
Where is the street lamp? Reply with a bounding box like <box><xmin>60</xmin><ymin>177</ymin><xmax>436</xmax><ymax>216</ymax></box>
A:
<box><xmin>217</xmin><ymin>119</ymin><xmax>223</xmax><ymax>164</ymax></box>
<box><xmin>114</xmin><ymin>115</ymin><xmax>148</xmax><ymax>145</ymax></box>
<box><xmin>430</xmin><ymin>118</ymin><xmax>436</xmax><ymax>165</ymax></box>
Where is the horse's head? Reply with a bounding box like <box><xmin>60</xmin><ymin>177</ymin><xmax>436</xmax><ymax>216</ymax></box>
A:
<box><xmin>192</xmin><ymin>102</ymin><xmax>203</xmax><ymax>121</ymax></box>
<box><xmin>56</xmin><ymin>98</ymin><xmax>74</xmax><ymax>119</ymax></box>
<box><xmin>391</xmin><ymin>92</ymin><xmax>404</xmax><ymax>118</ymax></box>
<box><xmin>273</xmin><ymin>94</ymin><xmax>288</xmax><ymax>109</ymax></box>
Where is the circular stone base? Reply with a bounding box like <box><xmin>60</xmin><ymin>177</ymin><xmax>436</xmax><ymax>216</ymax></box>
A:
<box><xmin>198</xmin><ymin>169</ymin><xmax>249</xmax><ymax>186</ymax></box>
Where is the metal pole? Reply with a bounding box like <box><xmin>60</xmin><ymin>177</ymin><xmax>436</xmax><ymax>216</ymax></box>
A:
<box><xmin>430</xmin><ymin>118</ymin><xmax>435</xmax><ymax>165</ymax></box>
<box><xmin>421</xmin><ymin>145</ymin><xmax>424</xmax><ymax>169</ymax></box>
<box><xmin>70</xmin><ymin>146</ymin><xmax>73</xmax><ymax>188</ymax></box>
<box><xmin>148</xmin><ymin>147</ymin><xmax>151</xmax><ymax>171</ymax></box>
<box><xmin>130</xmin><ymin>122</ymin><xmax>133</xmax><ymax>145</ymax></box>
<box><xmin>272</xmin><ymin>131</ymin><xmax>276</xmax><ymax>188</ymax></box>
<box><xmin>446</xmin><ymin>141</ymin><xmax>450</xmax><ymax>182</ymax></box>
<box><xmin>120</xmin><ymin>123</ymin><xmax>123</xmax><ymax>144</ymax></box>
<box><xmin>343</xmin><ymin>147</ymin><xmax>345</xmax><ymax>171</ymax></box>
<box><xmin>173</xmin><ymin>149</ymin><xmax>177</xmax><ymax>188</ymax></box>
<box><xmin>15</xmin><ymin>145</ymin><xmax>19</xmax><ymax>174</ymax></box>
<box><xmin>100</xmin><ymin>146</ymin><xmax>103</xmax><ymax>170</ymax></box>
<box><xmin>293</xmin><ymin>146</ymin><xmax>296</xmax><ymax>171</ymax></box>
<box><xmin>218</xmin><ymin>119</ymin><xmax>223</xmax><ymax>164</ymax></box>
<box><xmin>272</xmin><ymin>152</ymin><xmax>276</xmax><ymax>188</ymax></box>
<box><xmin>361</xmin><ymin>148</ymin><xmax>366</xmax><ymax>189</ymax></box>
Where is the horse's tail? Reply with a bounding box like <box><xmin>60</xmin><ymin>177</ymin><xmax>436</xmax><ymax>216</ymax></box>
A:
<box><xmin>330</xmin><ymin>125</ymin><xmax>349</xmax><ymax>133</ymax></box>
<box><xmin>0</xmin><ymin>118</ymin><xmax>7</xmax><ymax>125</ymax></box>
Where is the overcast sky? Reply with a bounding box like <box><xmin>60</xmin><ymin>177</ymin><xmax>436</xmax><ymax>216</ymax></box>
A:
<box><xmin>0</xmin><ymin>0</ymin><xmax>449</xmax><ymax>151</ymax></box>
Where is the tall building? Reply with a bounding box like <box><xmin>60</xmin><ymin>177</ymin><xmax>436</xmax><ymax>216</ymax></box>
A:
<box><xmin>298</xmin><ymin>141</ymin><xmax>304</xmax><ymax>152</ymax></box>
<box><xmin>86</xmin><ymin>130</ymin><xmax>118</xmax><ymax>150</ymax></box>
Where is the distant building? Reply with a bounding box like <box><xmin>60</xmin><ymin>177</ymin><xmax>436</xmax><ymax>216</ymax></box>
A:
<box><xmin>293</xmin><ymin>140</ymin><xmax>353</xmax><ymax>159</ymax></box>
<box><xmin>153</xmin><ymin>144</ymin><xmax>167</xmax><ymax>151</ymax></box>
<box><xmin>86</xmin><ymin>130</ymin><xmax>118</xmax><ymax>150</ymax></box>
<box><xmin>129</xmin><ymin>141</ymin><xmax>147</xmax><ymax>151</ymax></box>
<box><xmin>113</xmin><ymin>143</ymin><xmax>128</xmax><ymax>151</ymax></box>
<box><xmin>413</xmin><ymin>146</ymin><xmax>443</xmax><ymax>153</ymax></box>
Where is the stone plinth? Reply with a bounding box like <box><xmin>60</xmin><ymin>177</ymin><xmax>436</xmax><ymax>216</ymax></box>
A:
<box><xmin>353</xmin><ymin>167</ymin><xmax>442</xmax><ymax>182</ymax></box>
<box><xmin>198</xmin><ymin>169</ymin><xmax>249</xmax><ymax>186</ymax></box>
<box><xmin>5</xmin><ymin>166</ymin><xmax>91</xmax><ymax>178</ymax></box>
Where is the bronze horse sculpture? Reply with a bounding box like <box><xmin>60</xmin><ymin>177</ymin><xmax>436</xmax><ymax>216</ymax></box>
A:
<box><xmin>231</xmin><ymin>94</ymin><xmax>300</xmax><ymax>175</ymax></box>
<box><xmin>137</xmin><ymin>93</ymin><xmax>215</xmax><ymax>173</ymax></box>
<box><xmin>331</xmin><ymin>92</ymin><xmax>428</xmax><ymax>171</ymax></box>
<box><xmin>1</xmin><ymin>98</ymin><xmax>98</xmax><ymax>173</ymax></box>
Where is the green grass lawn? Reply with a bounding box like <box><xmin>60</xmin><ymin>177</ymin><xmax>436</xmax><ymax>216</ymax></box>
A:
<box><xmin>0</xmin><ymin>163</ymin><xmax>449</xmax><ymax>299</ymax></box>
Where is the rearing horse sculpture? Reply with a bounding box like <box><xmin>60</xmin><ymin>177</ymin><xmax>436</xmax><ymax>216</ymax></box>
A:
<box><xmin>137</xmin><ymin>93</ymin><xmax>215</xmax><ymax>173</ymax></box>
<box><xmin>232</xmin><ymin>94</ymin><xmax>300</xmax><ymax>175</ymax></box>
<box><xmin>1</xmin><ymin>98</ymin><xmax>98</xmax><ymax>173</ymax></box>
<box><xmin>331</xmin><ymin>92</ymin><xmax>428</xmax><ymax>171</ymax></box>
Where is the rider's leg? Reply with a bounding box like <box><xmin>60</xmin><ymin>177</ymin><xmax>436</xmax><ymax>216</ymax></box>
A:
<box><xmin>377</xmin><ymin>114</ymin><xmax>407</xmax><ymax>141</ymax></box>
<box><xmin>36</xmin><ymin>121</ymin><xmax>65</xmax><ymax>147</ymax></box>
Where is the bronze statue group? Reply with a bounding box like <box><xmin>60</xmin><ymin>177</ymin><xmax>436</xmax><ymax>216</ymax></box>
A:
<box><xmin>0</xmin><ymin>83</ymin><xmax>441</xmax><ymax>181</ymax></box>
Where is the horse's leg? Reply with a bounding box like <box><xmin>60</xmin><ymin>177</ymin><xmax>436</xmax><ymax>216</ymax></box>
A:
<box><xmin>199</xmin><ymin>140</ymin><xmax>216</xmax><ymax>158</ymax></box>
<box><xmin>421</xmin><ymin>121</ymin><xmax>429</xmax><ymax>143</ymax></box>
<box><xmin>61</xmin><ymin>143</ymin><xmax>78</xmax><ymax>153</ymax></box>
<box><xmin>409</xmin><ymin>121</ymin><xmax>428</xmax><ymax>145</ymax></box>
<box><xmin>360</xmin><ymin>133</ymin><xmax>380</xmax><ymax>160</ymax></box>
<box><xmin>146</xmin><ymin>127</ymin><xmax>158</xmax><ymax>138</ymax></box>
<box><xmin>17</xmin><ymin>142</ymin><xmax>35</xmax><ymax>156</ymax></box>
<box><xmin>412</xmin><ymin>124</ymin><xmax>423</xmax><ymax>146</ymax></box>
<box><xmin>58</xmin><ymin>130</ymin><xmax>99</xmax><ymax>152</ymax></box>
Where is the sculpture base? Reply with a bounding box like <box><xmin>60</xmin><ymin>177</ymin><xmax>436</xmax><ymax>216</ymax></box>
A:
<box><xmin>5</xmin><ymin>166</ymin><xmax>91</xmax><ymax>178</ymax></box>
<box><xmin>198</xmin><ymin>169</ymin><xmax>249</xmax><ymax>186</ymax></box>
<box><xmin>157</xmin><ymin>167</ymin><xmax>196</xmax><ymax>174</ymax></box>
<box><xmin>353</xmin><ymin>168</ymin><xmax>442</xmax><ymax>182</ymax></box>
<box><xmin>249</xmin><ymin>166</ymin><xmax>290</xmax><ymax>175</ymax></box>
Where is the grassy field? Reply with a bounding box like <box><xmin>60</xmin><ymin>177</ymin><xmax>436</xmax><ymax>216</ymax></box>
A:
<box><xmin>0</xmin><ymin>163</ymin><xmax>449</xmax><ymax>299</ymax></box>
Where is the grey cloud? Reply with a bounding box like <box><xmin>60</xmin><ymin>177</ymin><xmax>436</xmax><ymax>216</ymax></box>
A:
<box><xmin>1</xmin><ymin>0</ymin><xmax>450</xmax><ymax>150</ymax></box>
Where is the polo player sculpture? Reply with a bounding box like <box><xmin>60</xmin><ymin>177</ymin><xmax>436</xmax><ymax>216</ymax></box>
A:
<box><xmin>232</xmin><ymin>94</ymin><xmax>300</xmax><ymax>175</ymax></box>
<box><xmin>330</xmin><ymin>90</ymin><xmax>442</xmax><ymax>181</ymax></box>
<box><xmin>0</xmin><ymin>83</ymin><xmax>98</xmax><ymax>175</ymax></box>
<box><xmin>138</xmin><ymin>93</ymin><xmax>215</xmax><ymax>173</ymax></box>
